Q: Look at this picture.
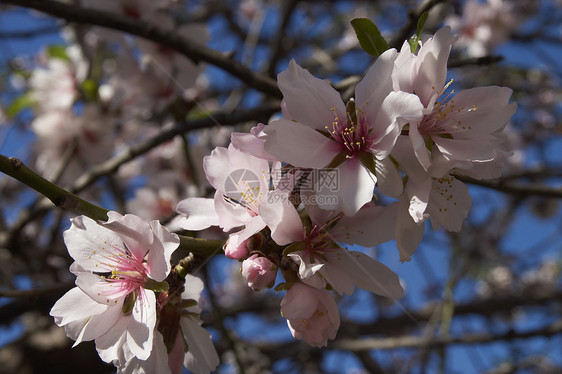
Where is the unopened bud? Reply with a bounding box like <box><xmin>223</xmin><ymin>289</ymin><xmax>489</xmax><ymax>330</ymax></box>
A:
<box><xmin>241</xmin><ymin>254</ymin><xmax>277</xmax><ymax>290</ymax></box>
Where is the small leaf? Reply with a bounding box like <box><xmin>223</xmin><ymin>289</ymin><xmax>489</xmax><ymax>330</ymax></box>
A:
<box><xmin>143</xmin><ymin>278</ymin><xmax>169</xmax><ymax>292</ymax></box>
<box><xmin>274</xmin><ymin>282</ymin><xmax>293</xmax><ymax>292</ymax></box>
<box><xmin>351</xmin><ymin>18</ymin><xmax>390</xmax><ymax>57</ymax></box>
<box><xmin>6</xmin><ymin>93</ymin><xmax>32</xmax><ymax>118</ymax></box>
<box><xmin>408</xmin><ymin>11</ymin><xmax>429</xmax><ymax>53</ymax></box>
<box><xmin>46</xmin><ymin>45</ymin><xmax>69</xmax><ymax>61</ymax></box>
<box><xmin>80</xmin><ymin>79</ymin><xmax>98</xmax><ymax>102</ymax></box>
<box><xmin>122</xmin><ymin>289</ymin><xmax>138</xmax><ymax>315</ymax></box>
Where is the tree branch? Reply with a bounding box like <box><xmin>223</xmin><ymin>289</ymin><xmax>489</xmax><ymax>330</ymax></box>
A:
<box><xmin>0</xmin><ymin>0</ymin><xmax>281</xmax><ymax>98</ymax></box>
<box><xmin>454</xmin><ymin>174</ymin><xmax>562</xmax><ymax>199</ymax></box>
<box><xmin>332</xmin><ymin>319</ymin><xmax>562</xmax><ymax>351</ymax></box>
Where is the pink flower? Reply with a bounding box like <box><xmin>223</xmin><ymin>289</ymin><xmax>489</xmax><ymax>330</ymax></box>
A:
<box><xmin>277</xmin><ymin>200</ymin><xmax>404</xmax><ymax>299</ymax></box>
<box><xmin>280</xmin><ymin>282</ymin><xmax>340</xmax><ymax>347</ymax></box>
<box><xmin>393</xmin><ymin>27</ymin><xmax>516</xmax><ymax>172</ymax></box>
<box><xmin>446</xmin><ymin>0</ymin><xmax>521</xmax><ymax>57</ymax></box>
<box><xmin>241</xmin><ymin>254</ymin><xmax>277</xmax><ymax>290</ymax></box>
<box><xmin>264</xmin><ymin>55</ymin><xmax>423</xmax><ymax>216</ymax></box>
<box><xmin>177</xmin><ymin>145</ymin><xmax>299</xmax><ymax>251</ymax></box>
<box><xmin>50</xmin><ymin>212</ymin><xmax>179</xmax><ymax>365</ymax></box>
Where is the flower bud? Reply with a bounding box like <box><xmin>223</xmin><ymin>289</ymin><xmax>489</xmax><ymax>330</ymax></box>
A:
<box><xmin>224</xmin><ymin>236</ymin><xmax>250</xmax><ymax>260</ymax></box>
<box><xmin>241</xmin><ymin>254</ymin><xmax>277</xmax><ymax>290</ymax></box>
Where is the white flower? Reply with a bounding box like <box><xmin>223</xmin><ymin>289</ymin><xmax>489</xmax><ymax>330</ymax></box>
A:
<box><xmin>50</xmin><ymin>212</ymin><xmax>179</xmax><ymax>365</ymax></box>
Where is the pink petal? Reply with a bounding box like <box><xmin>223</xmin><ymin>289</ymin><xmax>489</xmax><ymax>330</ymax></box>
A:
<box><xmin>264</xmin><ymin>119</ymin><xmax>339</xmax><ymax>169</ymax></box>
<box><xmin>278</xmin><ymin>60</ymin><xmax>346</xmax><ymax>130</ymax></box>
<box><xmin>355</xmin><ymin>48</ymin><xmax>397</xmax><ymax>116</ymax></box>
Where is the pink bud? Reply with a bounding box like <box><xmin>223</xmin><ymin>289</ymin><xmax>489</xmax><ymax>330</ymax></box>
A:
<box><xmin>224</xmin><ymin>236</ymin><xmax>250</xmax><ymax>260</ymax></box>
<box><xmin>241</xmin><ymin>254</ymin><xmax>277</xmax><ymax>290</ymax></box>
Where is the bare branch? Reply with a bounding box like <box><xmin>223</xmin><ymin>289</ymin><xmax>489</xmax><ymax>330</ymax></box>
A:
<box><xmin>0</xmin><ymin>0</ymin><xmax>282</xmax><ymax>98</ymax></box>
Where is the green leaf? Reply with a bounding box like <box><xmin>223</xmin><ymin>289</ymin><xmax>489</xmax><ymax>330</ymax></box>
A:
<box><xmin>143</xmin><ymin>278</ymin><xmax>169</xmax><ymax>292</ymax></box>
<box><xmin>408</xmin><ymin>11</ymin><xmax>429</xmax><ymax>53</ymax></box>
<box><xmin>46</xmin><ymin>45</ymin><xmax>69</xmax><ymax>61</ymax></box>
<box><xmin>6</xmin><ymin>93</ymin><xmax>32</xmax><ymax>118</ymax></box>
<box><xmin>350</xmin><ymin>18</ymin><xmax>390</xmax><ymax>57</ymax></box>
<box><xmin>80</xmin><ymin>79</ymin><xmax>99</xmax><ymax>102</ymax></box>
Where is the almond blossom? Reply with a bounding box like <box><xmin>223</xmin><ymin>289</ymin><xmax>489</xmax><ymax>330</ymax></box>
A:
<box><xmin>445</xmin><ymin>0</ymin><xmax>522</xmax><ymax>57</ymax></box>
<box><xmin>392</xmin><ymin>135</ymin><xmax>473</xmax><ymax>261</ymax></box>
<box><xmin>117</xmin><ymin>274</ymin><xmax>219</xmax><ymax>374</ymax></box>
<box><xmin>50</xmin><ymin>212</ymin><xmax>179</xmax><ymax>366</ymax></box>
<box><xmin>393</xmin><ymin>27</ymin><xmax>517</xmax><ymax>172</ymax></box>
<box><xmin>176</xmin><ymin>144</ymin><xmax>299</xmax><ymax>258</ymax></box>
<box><xmin>29</xmin><ymin>45</ymin><xmax>87</xmax><ymax>114</ymax></box>
<box><xmin>264</xmin><ymin>54</ymin><xmax>423</xmax><ymax>216</ymax></box>
<box><xmin>276</xmin><ymin>200</ymin><xmax>404</xmax><ymax>299</ymax></box>
<box><xmin>280</xmin><ymin>281</ymin><xmax>340</xmax><ymax>347</ymax></box>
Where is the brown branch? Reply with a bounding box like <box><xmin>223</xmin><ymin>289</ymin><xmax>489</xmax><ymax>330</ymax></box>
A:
<box><xmin>266</xmin><ymin>0</ymin><xmax>299</xmax><ymax>77</ymax></box>
<box><xmin>0</xmin><ymin>0</ymin><xmax>281</xmax><ymax>98</ymax></box>
<box><xmin>447</xmin><ymin>55</ymin><xmax>504</xmax><ymax>68</ymax></box>
<box><xmin>72</xmin><ymin>103</ymin><xmax>280</xmax><ymax>193</ymax></box>
<box><xmin>0</xmin><ymin>281</ymin><xmax>74</xmax><ymax>299</ymax></box>
<box><xmin>454</xmin><ymin>174</ymin><xmax>562</xmax><ymax>199</ymax></box>
<box><xmin>332</xmin><ymin>319</ymin><xmax>562</xmax><ymax>351</ymax></box>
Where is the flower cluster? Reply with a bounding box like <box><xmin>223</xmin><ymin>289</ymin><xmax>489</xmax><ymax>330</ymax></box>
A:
<box><xmin>176</xmin><ymin>26</ymin><xmax>516</xmax><ymax>347</ymax></box>
<box><xmin>50</xmin><ymin>212</ymin><xmax>219</xmax><ymax>373</ymax></box>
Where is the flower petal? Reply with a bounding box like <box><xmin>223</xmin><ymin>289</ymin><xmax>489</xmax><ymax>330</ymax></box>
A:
<box><xmin>176</xmin><ymin>197</ymin><xmax>219</xmax><ymax>231</ymax></box>
<box><xmin>278</xmin><ymin>60</ymin><xmax>346</xmax><ymax>129</ymax></box>
<box><xmin>355</xmin><ymin>48</ymin><xmax>397</xmax><ymax>115</ymax></box>
<box><xmin>325</xmin><ymin>250</ymin><xmax>404</xmax><ymax>299</ymax></box>
<box><xmin>63</xmin><ymin>215</ymin><xmax>124</xmax><ymax>273</ymax></box>
<box><xmin>264</xmin><ymin>119</ymin><xmax>339</xmax><ymax>169</ymax></box>
<box><xmin>181</xmin><ymin>316</ymin><xmax>220</xmax><ymax>374</ymax></box>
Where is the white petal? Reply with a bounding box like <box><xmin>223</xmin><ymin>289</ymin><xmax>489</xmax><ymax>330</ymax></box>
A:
<box><xmin>126</xmin><ymin>290</ymin><xmax>156</xmax><ymax>360</ymax></box>
<box><xmin>147</xmin><ymin>220</ymin><xmax>179</xmax><ymax>281</ymax></box>
<box><xmin>428</xmin><ymin>176</ymin><xmax>471</xmax><ymax>232</ymax></box>
<box><xmin>375</xmin><ymin>157</ymin><xmax>403</xmax><ymax>198</ymax></box>
<box><xmin>334</xmin><ymin>158</ymin><xmax>375</xmax><ymax>216</ymax></box>
<box><xmin>181</xmin><ymin>317</ymin><xmax>220</xmax><ymax>374</ymax></box>
<box><xmin>103</xmin><ymin>211</ymin><xmax>155</xmax><ymax>261</ymax></box>
<box><xmin>259</xmin><ymin>196</ymin><xmax>304</xmax><ymax>245</ymax></box>
<box><xmin>414</xmin><ymin>27</ymin><xmax>455</xmax><ymax>105</ymax></box>
<box><xmin>325</xmin><ymin>250</ymin><xmax>403</xmax><ymax>299</ymax></box>
<box><xmin>278</xmin><ymin>60</ymin><xmax>346</xmax><ymax>130</ymax></box>
<box><xmin>63</xmin><ymin>215</ymin><xmax>124</xmax><ymax>272</ymax></box>
<box><xmin>213</xmin><ymin>191</ymin><xmax>251</xmax><ymax>231</ymax></box>
<box><xmin>75</xmin><ymin>272</ymin><xmax>128</xmax><ymax>304</ymax></box>
<box><xmin>332</xmin><ymin>201</ymin><xmax>399</xmax><ymax>247</ymax></box>
<box><xmin>355</xmin><ymin>48</ymin><xmax>397</xmax><ymax>114</ymax></box>
<box><xmin>395</xmin><ymin>197</ymin><xmax>425</xmax><ymax>262</ymax></box>
<box><xmin>371</xmin><ymin>91</ymin><xmax>424</xmax><ymax>158</ymax></box>
<box><xmin>50</xmin><ymin>287</ymin><xmax>108</xmax><ymax>326</ymax></box>
<box><xmin>74</xmin><ymin>300</ymin><xmax>123</xmax><ymax>346</ymax></box>
<box><xmin>176</xmin><ymin>197</ymin><xmax>219</xmax><ymax>230</ymax></box>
